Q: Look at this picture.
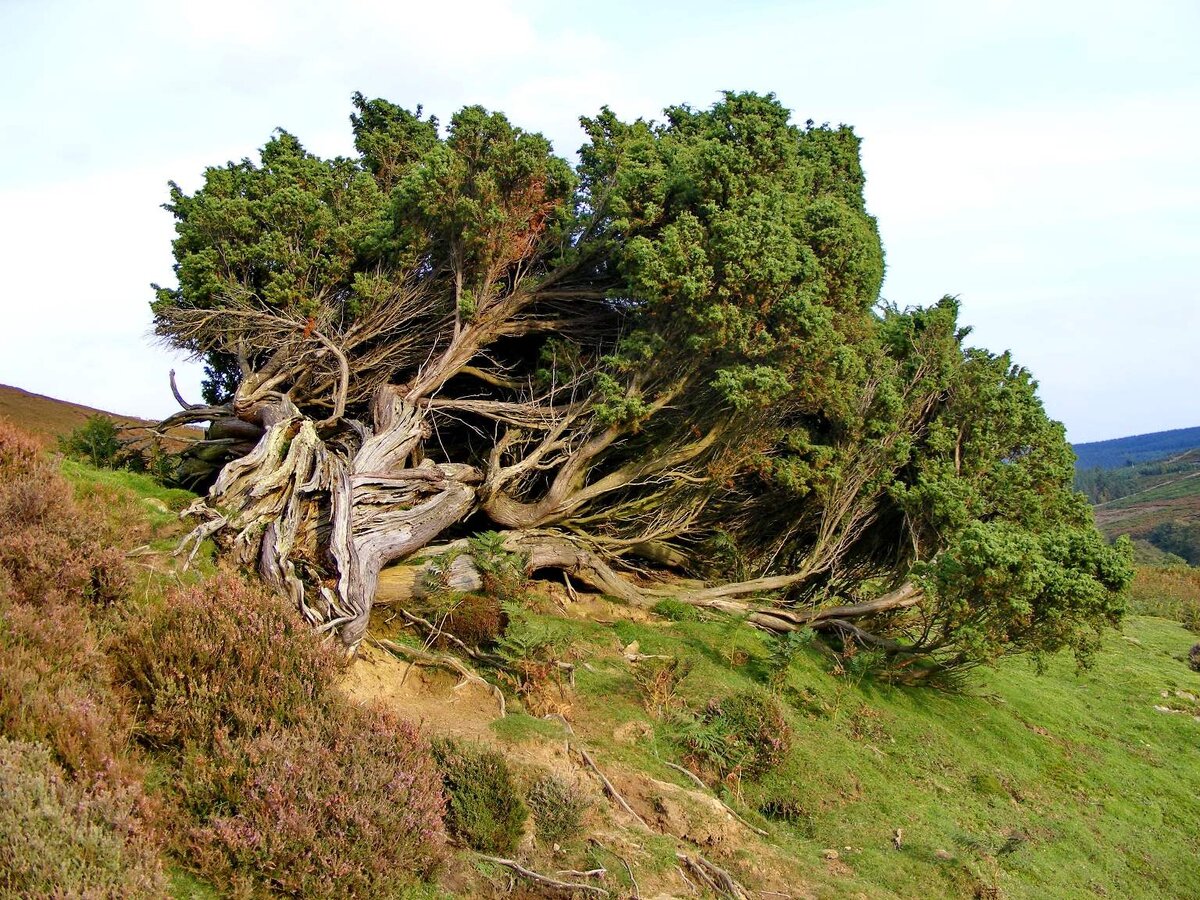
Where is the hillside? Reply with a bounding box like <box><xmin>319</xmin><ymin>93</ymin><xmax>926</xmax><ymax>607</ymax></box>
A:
<box><xmin>3</xmin><ymin>425</ymin><xmax>1199</xmax><ymax>899</ymax></box>
<box><xmin>1072</xmin><ymin>425</ymin><xmax>1200</xmax><ymax>471</ymax></box>
<box><xmin>0</xmin><ymin>383</ymin><xmax>198</xmax><ymax>448</ymax></box>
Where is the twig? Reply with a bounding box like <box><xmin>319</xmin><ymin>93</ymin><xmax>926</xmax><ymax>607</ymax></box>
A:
<box><xmin>665</xmin><ymin>761</ymin><xmax>707</xmax><ymax>790</ymax></box>
<box><xmin>575</xmin><ymin>746</ymin><xmax>649</xmax><ymax>830</ymax></box>
<box><xmin>375</xmin><ymin>638</ymin><xmax>506</xmax><ymax>716</ymax></box>
<box><xmin>478</xmin><ymin>856</ymin><xmax>610</xmax><ymax>897</ymax></box>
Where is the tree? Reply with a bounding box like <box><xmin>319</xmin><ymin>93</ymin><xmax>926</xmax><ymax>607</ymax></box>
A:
<box><xmin>152</xmin><ymin>92</ymin><xmax>1131</xmax><ymax>675</ymax></box>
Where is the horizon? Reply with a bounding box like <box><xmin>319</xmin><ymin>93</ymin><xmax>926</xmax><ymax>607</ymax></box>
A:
<box><xmin>1</xmin><ymin>0</ymin><xmax>1196</xmax><ymax>444</ymax></box>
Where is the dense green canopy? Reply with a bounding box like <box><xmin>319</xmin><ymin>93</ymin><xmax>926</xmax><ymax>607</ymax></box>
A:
<box><xmin>153</xmin><ymin>91</ymin><xmax>1131</xmax><ymax>674</ymax></box>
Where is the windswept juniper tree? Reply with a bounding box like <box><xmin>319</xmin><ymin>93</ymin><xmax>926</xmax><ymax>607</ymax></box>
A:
<box><xmin>154</xmin><ymin>92</ymin><xmax>1131</xmax><ymax>674</ymax></box>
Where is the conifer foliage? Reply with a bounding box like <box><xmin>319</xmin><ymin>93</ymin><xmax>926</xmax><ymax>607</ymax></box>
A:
<box><xmin>153</xmin><ymin>92</ymin><xmax>1131</xmax><ymax>673</ymax></box>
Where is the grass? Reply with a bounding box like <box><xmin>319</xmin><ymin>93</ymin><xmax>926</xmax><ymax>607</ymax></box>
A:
<box><xmin>566</xmin><ymin>606</ymin><xmax>1200</xmax><ymax>899</ymax></box>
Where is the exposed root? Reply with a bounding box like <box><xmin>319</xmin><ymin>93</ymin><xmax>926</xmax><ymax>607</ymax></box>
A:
<box><xmin>374</xmin><ymin>637</ymin><xmax>506</xmax><ymax>717</ymax></box>
<box><xmin>575</xmin><ymin>746</ymin><xmax>650</xmax><ymax>830</ymax></box>
<box><xmin>676</xmin><ymin>852</ymin><xmax>751</xmax><ymax>900</ymax></box>
<box><xmin>478</xmin><ymin>855</ymin><xmax>610</xmax><ymax>897</ymax></box>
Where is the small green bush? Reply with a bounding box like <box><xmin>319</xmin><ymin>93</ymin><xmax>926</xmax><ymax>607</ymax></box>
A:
<box><xmin>681</xmin><ymin>691</ymin><xmax>792</xmax><ymax>781</ymax></box>
<box><xmin>432</xmin><ymin>739</ymin><xmax>528</xmax><ymax>854</ymax></box>
<box><xmin>0</xmin><ymin>737</ymin><xmax>165</xmax><ymax>897</ymax></box>
<box><xmin>58</xmin><ymin>414</ymin><xmax>123</xmax><ymax>469</ymax></box>
<box><xmin>526</xmin><ymin>773</ymin><xmax>590</xmax><ymax>845</ymax></box>
<box><xmin>114</xmin><ymin>571</ymin><xmax>341</xmax><ymax>749</ymax></box>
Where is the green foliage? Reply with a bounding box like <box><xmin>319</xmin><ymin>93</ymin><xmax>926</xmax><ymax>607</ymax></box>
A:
<box><xmin>467</xmin><ymin>531</ymin><xmax>528</xmax><ymax>604</ymax></box>
<box><xmin>58</xmin><ymin>414</ymin><xmax>122</xmax><ymax>469</ymax></box>
<box><xmin>432</xmin><ymin>740</ymin><xmax>527</xmax><ymax>855</ymax></box>
<box><xmin>1127</xmin><ymin>565</ymin><xmax>1200</xmax><ymax>632</ymax></box>
<box><xmin>1147</xmin><ymin>520</ymin><xmax>1200</xmax><ymax>566</ymax></box>
<box><xmin>526</xmin><ymin>773</ymin><xmax>590</xmax><ymax>845</ymax></box>
<box><xmin>767</xmin><ymin>628</ymin><xmax>816</xmax><ymax>688</ymax></box>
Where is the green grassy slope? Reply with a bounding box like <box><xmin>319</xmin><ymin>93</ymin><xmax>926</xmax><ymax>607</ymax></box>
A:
<box><xmin>41</xmin><ymin>454</ymin><xmax>1200</xmax><ymax>899</ymax></box>
<box><xmin>552</xmin><ymin>609</ymin><xmax>1200</xmax><ymax>899</ymax></box>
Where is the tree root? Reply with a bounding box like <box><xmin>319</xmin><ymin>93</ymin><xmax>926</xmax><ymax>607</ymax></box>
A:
<box><xmin>373</xmin><ymin>637</ymin><xmax>506</xmax><ymax>717</ymax></box>
<box><xmin>675</xmin><ymin>852</ymin><xmax>751</xmax><ymax>900</ymax></box>
<box><xmin>575</xmin><ymin>746</ymin><xmax>649</xmax><ymax>830</ymax></box>
<box><xmin>478</xmin><ymin>855</ymin><xmax>610</xmax><ymax>897</ymax></box>
<box><xmin>663</xmin><ymin>763</ymin><xmax>769</xmax><ymax>837</ymax></box>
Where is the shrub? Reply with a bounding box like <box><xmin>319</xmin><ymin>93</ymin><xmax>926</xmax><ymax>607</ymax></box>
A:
<box><xmin>179</xmin><ymin>707</ymin><xmax>446</xmax><ymax>898</ymax></box>
<box><xmin>681</xmin><ymin>691</ymin><xmax>792</xmax><ymax>782</ymax></box>
<box><xmin>58</xmin><ymin>414</ymin><xmax>123</xmax><ymax>469</ymax></box>
<box><xmin>114</xmin><ymin>571</ymin><xmax>341</xmax><ymax>749</ymax></box>
<box><xmin>526</xmin><ymin>773</ymin><xmax>590</xmax><ymax>845</ymax></box>
<box><xmin>436</xmin><ymin>592</ymin><xmax>506</xmax><ymax>648</ymax></box>
<box><xmin>0</xmin><ymin>737</ymin><xmax>165</xmax><ymax>897</ymax></box>
<box><xmin>1189</xmin><ymin>643</ymin><xmax>1200</xmax><ymax>673</ymax></box>
<box><xmin>0</xmin><ymin>419</ymin><xmax>133</xmax><ymax>608</ymax></box>
<box><xmin>432</xmin><ymin>739</ymin><xmax>528</xmax><ymax>855</ymax></box>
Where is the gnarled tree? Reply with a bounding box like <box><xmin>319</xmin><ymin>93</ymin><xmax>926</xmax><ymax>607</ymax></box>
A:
<box><xmin>153</xmin><ymin>92</ymin><xmax>1131</xmax><ymax>673</ymax></box>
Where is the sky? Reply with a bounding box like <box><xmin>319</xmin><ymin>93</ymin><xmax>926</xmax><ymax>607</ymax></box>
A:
<box><xmin>0</xmin><ymin>0</ymin><xmax>1196</xmax><ymax>443</ymax></box>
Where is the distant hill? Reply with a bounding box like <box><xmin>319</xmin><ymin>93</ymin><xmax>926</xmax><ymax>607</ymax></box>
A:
<box><xmin>0</xmin><ymin>384</ymin><xmax>197</xmax><ymax>446</ymax></box>
<box><xmin>1072</xmin><ymin>425</ymin><xmax>1200</xmax><ymax>471</ymax></box>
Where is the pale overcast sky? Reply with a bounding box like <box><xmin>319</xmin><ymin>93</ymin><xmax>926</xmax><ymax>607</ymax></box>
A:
<box><xmin>0</xmin><ymin>0</ymin><xmax>1196</xmax><ymax>443</ymax></box>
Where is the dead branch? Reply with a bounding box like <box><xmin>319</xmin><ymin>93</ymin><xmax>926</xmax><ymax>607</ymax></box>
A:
<box><xmin>676</xmin><ymin>853</ymin><xmax>751</xmax><ymax>900</ymax></box>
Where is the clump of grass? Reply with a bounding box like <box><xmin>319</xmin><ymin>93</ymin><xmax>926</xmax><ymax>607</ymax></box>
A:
<box><xmin>633</xmin><ymin>656</ymin><xmax>692</xmax><ymax>718</ymax></box>
<box><xmin>432</xmin><ymin>739</ymin><xmax>528</xmax><ymax>855</ymax></box>
<box><xmin>652</xmin><ymin>597</ymin><xmax>702</xmax><ymax>622</ymax></box>
<box><xmin>0</xmin><ymin>737</ymin><xmax>165</xmax><ymax>897</ymax></box>
<box><xmin>526</xmin><ymin>773</ymin><xmax>590</xmax><ymax>845</ymax></box>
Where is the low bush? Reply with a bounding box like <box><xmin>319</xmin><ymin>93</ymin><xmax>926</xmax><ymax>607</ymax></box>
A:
<box><xmin>58</xmin><ymin>414</ymin><xmax>123</xmax><ymax>469</ymax></box>
<box><xmin>179</xmin><ymin>707</ymin><xmax>446</xmax><ymax>898</ymax></box>
<box><xmin>1189</xmin><ymin>643</ymin><xmax>1200</xmax><ymax>673</ymax></box>
<box><xmin>681</xmin><ymin>691</ymin><xmax>793</xmax><ymax>782</ymax></box>
<box><xmin>437</xmin><ymin>592</ymin><xmax>506</xmax><ymax>648</ymax></box>
<box><xmin>632</xmin><ymin>656</ymin><xmax>692</xmax><ymax>718</ymax></box>
<box><xmin>526</xmin><ymin>773</ymin><xmax>590</xmax><ymax>845</ymax></box>
<box><xmin>432</xmin><ymin>739</ymin><xmax>528</xmax><ymax>855</ymax></box>
<box><xmin>0</xmin><ymin>737</ymin><xmax>165</xmax><ymax>897</ymax></box>
<box><xmin>115</xmin><ymin>571</ymin><xmax>341</xmax><ymax>749</ymax></box>
<box><xmin>651</xmin><ymin>597</ymin><xmax>702</xmax><ymax>622</ymax></box>
<box><xmin>0</xmin><ymin>419</ymin><xmax>133</xmax><ymax>608</ymax></box>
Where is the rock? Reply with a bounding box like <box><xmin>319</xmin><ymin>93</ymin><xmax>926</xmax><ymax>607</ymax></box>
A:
<box><xmin>935</xmin><ymin>849</ymin><xmax>953</xmax><ymax>861</ymax></box>
<box><xmin>822</xmin><ymin>849</ymin><xmax>839</xmax><ymax>860</ymax></box>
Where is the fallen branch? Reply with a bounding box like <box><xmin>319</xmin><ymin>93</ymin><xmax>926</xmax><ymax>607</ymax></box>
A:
<box><xmin>374</xmin><ymin>638</ymin><xmax>506</xmax><ymax>717</ymax></box>
<box><xmin>575</xmin><ymin>746</ymin><xmax>649</xmax><ymax>830</ymax></box>
<box><xmin>478</xmin><ymin>855</ymin><xmax>610</xmax><ymax>897</ymax></box>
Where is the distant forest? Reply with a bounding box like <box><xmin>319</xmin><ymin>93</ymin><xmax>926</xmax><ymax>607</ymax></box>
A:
<box><xmin>1072</xmin><ymin>425</ymin><xmax>1200</xmax><ymax>471</ymax></box>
